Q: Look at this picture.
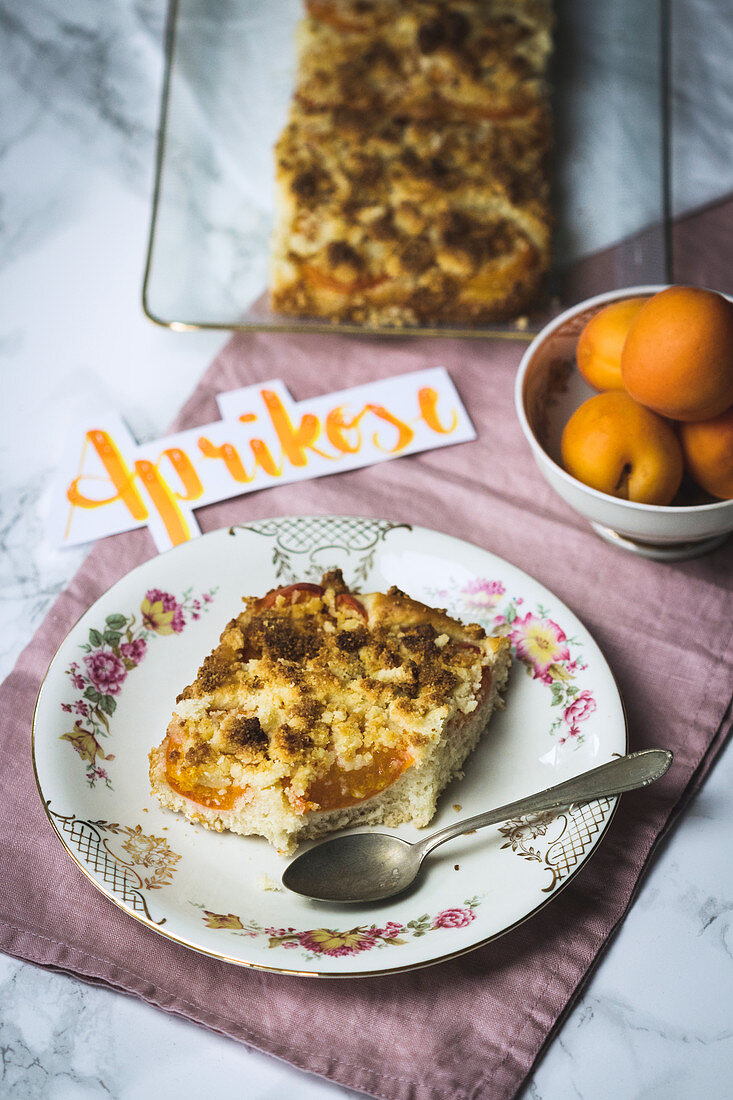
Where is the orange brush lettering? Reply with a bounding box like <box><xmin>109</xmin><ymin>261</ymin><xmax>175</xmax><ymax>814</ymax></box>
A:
<box><xmin>325</xmin><ymin>406</ymin><xmax>362</xmax><ymax>454</ymax></box>
<box><xmin>67</xmin><ymin>430</ymin><xmax>148</xmax><ymax>518</ymax></box>
<box><xmin>418</xmin><ymin>386</ymin><xmax>458</xmax><ymax>434</ymax></box>
<box><xmin>198</xmin><ymin>437</ymin><xmax>253</xmax><ymax>483</ymax></box>
<box><xmin>250</xmin><ymin>438</ymin><xmax>282</xmax><ymax>476</ymax></box>
<box><xmin>134</xmin><ymin>459</ymin><xmax>192</xmax><ymax>546</ymax></box>
<box><xmin>363</xmin><ymin>405</ymin><xmax>414</xmax><ymax>453</ymax></box>
<box><xmin>261</xmin><ymin>389</ymin><xmax>333</xmax><ymax>466</ymax></box>
<box><xmin>198</xmin><ymin>436</ymin><xmax>282</xmax><ymax>481</ymax></box>
<box><xmin>160</xmin><ymin>448</ymin><xmax>204</xmax><ymax>500</ymax></box>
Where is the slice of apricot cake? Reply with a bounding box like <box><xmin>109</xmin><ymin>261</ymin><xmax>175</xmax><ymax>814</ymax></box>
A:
<box><xmin>149</xmin><ymin>569</ymin><xmax>511</xmax><ymax>853</ymax></box>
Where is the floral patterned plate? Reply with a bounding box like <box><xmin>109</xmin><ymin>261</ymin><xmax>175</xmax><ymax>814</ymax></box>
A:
<box><xmin>33</xmin><ymin>516</ymin><xmax>627</xmax><ymax>977</ymax></box>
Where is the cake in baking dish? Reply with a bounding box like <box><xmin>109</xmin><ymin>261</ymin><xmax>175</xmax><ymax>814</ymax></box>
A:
<box><xmin>149</xmin><ymin>570</ymin><xmax>511</xmax><ymax>853</ymax></box>
<box><xmin>270</xmin><ymin>0</ymin><xmax>553</xmax><ymax>326</ymax></box>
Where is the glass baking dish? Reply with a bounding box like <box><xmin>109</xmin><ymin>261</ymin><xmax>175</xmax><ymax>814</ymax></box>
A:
<box><xmin>142</xmin><ymin>0</ymin><xmax>671</xmax><ymax>338</ymax></box>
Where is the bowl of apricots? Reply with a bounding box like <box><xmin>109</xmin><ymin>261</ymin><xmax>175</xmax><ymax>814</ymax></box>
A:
<box><xmin>515</xmin><ymin>285</ymin><xmax>733</xmax><ymax>559</ymax></box>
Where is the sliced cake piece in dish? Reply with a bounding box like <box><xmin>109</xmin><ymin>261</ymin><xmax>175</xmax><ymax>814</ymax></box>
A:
<box><xmin>149</xmin><ymin>569</ymin><xmax>511</xmax><ymax>853</ymax></box>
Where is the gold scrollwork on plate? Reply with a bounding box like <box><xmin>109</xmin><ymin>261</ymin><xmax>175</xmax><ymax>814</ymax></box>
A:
<box><xmin>499</xmin><ymin>796</ymin><xmax>613</xmax><ymax>893</ymax></box>
<box><xmin>231</xmin><ymin>516</ymin><xmax>410</xmax><ymax>585</ymax></box>
<box><xmin>48</xmin><ymin>806</ymin><xmax>181</xmax><ymax>924</ymax></box>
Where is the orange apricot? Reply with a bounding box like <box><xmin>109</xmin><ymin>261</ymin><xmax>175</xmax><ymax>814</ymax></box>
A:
<box><xmin>678</xmin><ymin>406</ymin><xmax>733</xmax><ymax>500</ymax></box>
<box><xmin>620</xmin><ymin>286</ymin><xmax>733</xmax><ymax>421</ymax></box>
<box><xmin>576</xmin><ymin>296</ymin><xmax>648</xmax><ymax>391</ymax></box>
<box><xmin>561</xmin><ymin>391</ymin><xmax>683</xmax><ymax>505</ymax></box>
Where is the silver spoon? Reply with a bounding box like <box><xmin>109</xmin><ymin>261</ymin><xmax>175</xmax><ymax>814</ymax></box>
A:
<box><xmin>282</xmin><ymin>748</ymin><xmax>672</xmax><ymax>903</ymax></box>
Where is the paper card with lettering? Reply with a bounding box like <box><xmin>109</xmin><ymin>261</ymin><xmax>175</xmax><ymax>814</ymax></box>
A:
<box><xmin>47</xmin><ymin>367</ymin><xmax>475</xmax><ymax>553</ymax></box>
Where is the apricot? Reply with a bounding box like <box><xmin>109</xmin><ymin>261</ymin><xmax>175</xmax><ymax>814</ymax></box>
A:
<box><xmin>576</xmin><ymin>296</ymin><xmax>648</xmax><ymax>391</ymax></box>
<box><xmin>561</xmin><ymin>391</ymin><xmax>683</xmax><ymax>505</ymax></box>
<box><xmin>679</xmin><ymin>406</ymin><xmax>733</xmax><ymax>500</ymax></box>
<box><xmin>620</xmin><ymin>286</ymin><xmax>733</xmax><ymax>421</ymax></box>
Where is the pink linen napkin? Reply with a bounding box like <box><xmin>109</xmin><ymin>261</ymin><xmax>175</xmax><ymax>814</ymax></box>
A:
<box><xmin>1</xmin><ymin>328</ymin><xmax>732</xmax><ymax>1100</ymax></box>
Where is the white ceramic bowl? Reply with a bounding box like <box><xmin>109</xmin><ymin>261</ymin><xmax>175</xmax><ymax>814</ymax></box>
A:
<box><xmin>514</xmin><ymin>286</ymin><xmax>733</xmax><ymax>560</ymax></box>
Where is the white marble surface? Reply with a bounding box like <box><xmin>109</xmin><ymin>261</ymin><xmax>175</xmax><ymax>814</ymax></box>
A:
<box><xmin>1</xmin><ymin>1</ymin><xmax>733</xmax><ymax>1097</ymax></box>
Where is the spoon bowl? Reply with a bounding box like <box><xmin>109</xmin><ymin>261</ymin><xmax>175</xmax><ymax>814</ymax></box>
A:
<box><xmin>282</xmin><ymin>749</ymin><xmax>673</xmax><ymax>904</ymax></box>
<box><xmin>282</xmin><ymin>832</ymin><xmax>421</xmax><ymax>904</ymax></box>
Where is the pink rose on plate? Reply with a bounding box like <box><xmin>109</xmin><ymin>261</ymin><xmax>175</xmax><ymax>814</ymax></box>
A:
<box><xmin>373</xmin><ymin>921</ymin><xmax>405</xmax><ymax>939</ymax></box>
<box><xmin>433</xmin><ymin>907</ymin><xmax>475</xmax><ymax>930</ymax></box>
<box><xmin>563</xmin><ymin>690</ymin><xmax>596</xmax><ymax>725</ymax></box>
<box><xmin>84</xmin><ymin>650</ymin><xmax>127</xmax><ymax>695</ymax></box>
<box><xmin>146</xmin><ymin>587</ymin><xmax>175</xmax><ymax>608</ymax></box>
<box><xmin>120</xmin><ymin>638</ymin><xmax>147</xmax><ymax>665</ymax></box>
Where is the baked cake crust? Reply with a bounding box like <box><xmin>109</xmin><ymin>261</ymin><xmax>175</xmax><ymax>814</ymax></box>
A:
<box><xmin>270</xmin><ymin>0</ymin><xmax>553</xmax><ymax>326</ymax></box>
<box><xmin>149</xmin><ymin>570</ymin><xmax>511</xmax><ymax>852</ymax></box>
<box><xmin>296</xmin><ymin>0</ymin><xmax>553</xmax><ymax>122</ymax></box>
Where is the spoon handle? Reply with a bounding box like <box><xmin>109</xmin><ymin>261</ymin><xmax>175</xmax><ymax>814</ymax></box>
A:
<box><xmin>414</xmin><ymin>748</ymin><xmax>672</xmax><ymax>861</ymax></box>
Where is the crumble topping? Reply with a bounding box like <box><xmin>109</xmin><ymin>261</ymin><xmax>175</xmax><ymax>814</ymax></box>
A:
<box><xmin>164</xmin><ymin>570</ymin><xmax>505</xmax><ymax>807</ymax></box>
<box><xmin>270</xmin><ymin>0</ymin><xmax>553</xmax><ymax>326</ymax></box>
